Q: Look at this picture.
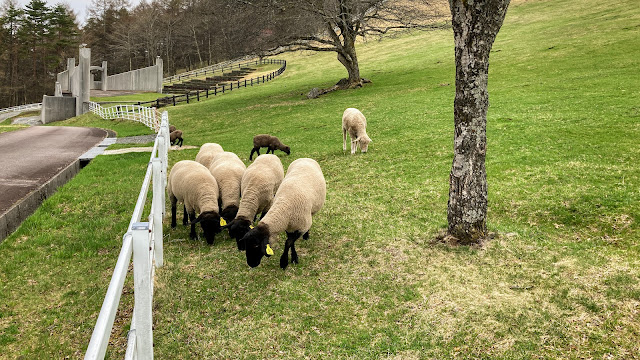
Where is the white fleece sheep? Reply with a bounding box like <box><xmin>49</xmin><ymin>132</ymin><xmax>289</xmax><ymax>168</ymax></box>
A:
<box><xmin>195</xmin><ymin>143</ymin><xmax>224</xmax><ymax>167</ymax></box>
<box><xmin>208</xmin><ymin>151</ymin><xmax>247</xmax><ymax>221</ymax></box>
<box><xmin>342</xmin><ymin>108</ymin><xmax>372</xmax><ymax>154</ymax></box>
<box><xmin>167</xmin><ymin>160</ymin><xmax>222</xmax><ymax>244</ymax></box>
<box><xmin>241</xmin><ymin>158</ymin><xmax>326</xmax><ymax>269</ymax></box>
<box><xmin>227</xmin><ymin>154</ymin><xmax>284</xmax><ymax>249</ymax></box>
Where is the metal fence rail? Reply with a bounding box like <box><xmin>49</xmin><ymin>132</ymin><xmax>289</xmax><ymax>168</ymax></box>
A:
<box><xmin>84</xmin><ymin>111</ymin><xmax>169</xmax><ymax>360</ymax></box>
<box><xmin>0</xmin><ymin>102</ymin><xmax>42</xmax><ymax>114</ymax></box>
<box><xmin>89</xmin><ymin>102</ymin><xmax>161</xmax><ymax>132</ymax></box>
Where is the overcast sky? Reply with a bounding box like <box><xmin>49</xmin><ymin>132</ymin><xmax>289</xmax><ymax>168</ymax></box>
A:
<box><xmin>16</xmin><ymin>0</ymin><xmax>142</xmax><ymax>26</ymax></box>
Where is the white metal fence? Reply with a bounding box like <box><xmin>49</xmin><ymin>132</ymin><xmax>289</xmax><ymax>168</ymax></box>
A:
<box><xmin>0</xmin><ymin>102</ymin><xmax>42</xmax><ymax>114</ymax></box>
<box><xmin>88</xmin><ymin>101</ymin><xmax>160</xmax><ymax>132</ymax></box>
<box><xmin>84</xmin><ymin>110</ymin><xmax>169</xmax><ymax>360</ymax></box>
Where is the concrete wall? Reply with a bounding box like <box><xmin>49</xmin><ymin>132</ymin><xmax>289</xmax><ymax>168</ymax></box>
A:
<box><xmin>106</xmin><ymin>57</ymin><xmax>163</xmax><ymax>93</ymax></box>
<box><xmin>41</xmin><ymin>95</ymin><xmax>76</xmax><ymax>124</ymax></box>
<box><xmin>0</xmin><ymin>160</ymin><xmax>80</xmax><ymax>243</ymax></box>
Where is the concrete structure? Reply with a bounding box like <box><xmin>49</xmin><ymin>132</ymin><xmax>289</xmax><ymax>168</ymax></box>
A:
<box><xmin>45</xmin><ymin>47</ymin><xmax>164</xmax><ymax>124</ymax></box>
<box><xmin>41</xmin><ymin>95</ymin><xmax>76</xmax><ymax>124</ymax></box>
<box><xmin>106</xmin><ymin>57</ymin><xmax>163</xmax><ymax>93</ymax></box>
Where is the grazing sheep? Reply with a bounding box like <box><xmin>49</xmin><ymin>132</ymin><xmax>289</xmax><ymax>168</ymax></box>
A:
<box><xmin>208</xmin><ymin>151</ymin><xmax>247</xmax><ymax>222</ymax></box>
<box><xmin>167</xmin><ymin>160</ymin><xmax>222</xmax><ymax>244</ymax></box>
<box><xmin>342</xmin><ymin>108</ymin><xmax>371</xmax><ymax>154</ymax></box>
<box><xmin>240</xmin><ymin>158</ymin><xmax>326</xmax><ymax>269</ymax></box>
<box><xmin>169</xmin><ymin>125</ymin><xmax>177</xmax><ymax>133</ymax></box>
<box><xmin>170</xmin><ymin>129</ymin><xmax>184</xmax><ymax>147</ymax></box>
<box><xmin>195</xmin><ymin>143</ymin><xmax>224</xmax><ymax>167</ymax></box>
<box><xmin>228</xmin><ymin>154</ymin><xmax>284</xmax><ymax>250</ymax></box>
<box><xmin>250</xmin><ymin>134</ymin><xmax>290</xmax><ymax>160</ymax></box>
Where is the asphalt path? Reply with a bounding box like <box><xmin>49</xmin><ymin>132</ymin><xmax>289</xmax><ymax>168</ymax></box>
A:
<box><xmin>0</xmin><ymin>126</ymin><xmax>107</xmax><ymax>214</ymax></box>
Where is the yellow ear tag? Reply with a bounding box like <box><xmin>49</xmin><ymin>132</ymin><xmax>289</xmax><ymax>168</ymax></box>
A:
<box><xmin>266</xmin><ymin>244</ymin><xmax>274</xmax><ymax>256</ymax></box>
<box><xmin>249</xmin><ymin>225</ymin><xmax>254</xmax><ymax>229</ymax></box>
<box><xmin>220</xmin><ymin>218</ymin><xmax>227</xmax><ymax>226</ymax></box>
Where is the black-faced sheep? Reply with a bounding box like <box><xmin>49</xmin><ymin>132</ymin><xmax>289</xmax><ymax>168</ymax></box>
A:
<box><xmin>167</xmin><ymin>160</ymin><xmax>222</xmax><ymax>244</ymax></box>
<box><xmin>342</xmin><ymin>108</ymin><xmax>371</xmax><ymax>154</ymax></box>
<box><xmin>249</xmin><ymin>134</ymin><xmax>290</xmax><ymax>160</ymax></box>
<box><xmin>169</xmin><ymin>125</ymin><xmax>177</xmax><ymax>133</ymax></box>
<box><xmin>170</xmin><ymin>129</ymin><xmax>184</xmax><ymax>147</ymax></box>
<box><xmin>195</xmin><ymin>143</ymin><xmax>224</xmax><ymax>167</ymax></box>
<box><xmin>240</xmin><ymin>158</ymin><xmax>326</xmax><ymax>269</ymax></box>
<box><xmin>208</xmin><ymin>151</ymin><xmax>246</xmax><ymax>222</ymax></box>
<box><xmin>228</xmin><ymin>154</ymin><xmax>284</xmax><ymax>250</ymax></box>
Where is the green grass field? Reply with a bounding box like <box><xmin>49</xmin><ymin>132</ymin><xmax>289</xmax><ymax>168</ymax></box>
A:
<box><xmin>1</xmin><ymin>0</ymin><xmax>639</xmax><ymax>358</ymax></box>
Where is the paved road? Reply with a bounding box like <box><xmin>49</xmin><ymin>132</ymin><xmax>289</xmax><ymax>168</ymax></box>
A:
<box><xmin>0</xmin><ymin>126</ymin><xmax>107</xmax><ymax>214</ymax></box>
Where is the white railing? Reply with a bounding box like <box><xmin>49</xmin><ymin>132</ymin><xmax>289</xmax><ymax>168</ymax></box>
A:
<box><xmin>84</xmin><ymin>111</ymin><xmax>170</xmax><ymax>360</ymax></box>
<box><xmin>0</xmin><ymin>102</ymin><xmax>42</xmax><ymax>114</ymax></box>
<box><xmin>89</xmin><ymin>101</ymin><xmax>160</xmax><ymax>132</ymax></box>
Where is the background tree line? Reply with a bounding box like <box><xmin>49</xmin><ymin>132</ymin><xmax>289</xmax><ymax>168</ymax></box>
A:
<box><xmin>0</xmin><ymin>0</ymin><xmax>442</xmax><ymax>108</ymax></box>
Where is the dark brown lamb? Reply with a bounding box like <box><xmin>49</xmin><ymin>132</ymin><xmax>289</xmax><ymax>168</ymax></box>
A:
<box><xmin>170</xmin><ymin>129</ymin><xmax>183</xmax><ymax>147</ymax></box>
<box><xmin>250</xmin><ymin>134</ymin><xmax>290</xmax><ymax>160</ymax></box>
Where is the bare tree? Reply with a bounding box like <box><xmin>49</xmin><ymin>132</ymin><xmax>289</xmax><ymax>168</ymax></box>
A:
<box><xmin>446</xmin><ymin>0</ymin><xmax>510</xmax><ymax>244</ymax></box>
<box><xmin>255</xmin><ymin>0</ymin><xmax>446</xmax><ymax>89</ymax></box>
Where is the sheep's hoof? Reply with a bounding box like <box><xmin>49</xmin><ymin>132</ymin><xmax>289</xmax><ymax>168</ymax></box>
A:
<box><xmin>291</xmin><ymin>254</ymin><xmax>299</xmax><ymax>264</ymax></box>
<box><xmin>280</xmin><ymin>255</ymin><xmax>289</xmax><ymax>269</ymax></box>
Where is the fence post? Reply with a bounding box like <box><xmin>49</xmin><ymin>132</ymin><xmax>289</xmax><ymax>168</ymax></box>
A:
<box><xmin>206</xmin><ymin>89</ymin><xmax>209</xmax><ymax>98</ymax></box>
<box><xmin>214</xmin><ymin>86</ymin><xmax>217</xmax><ymax>96</ymax></box>
<box><xmin>186</xmin><ymin>93</ymin><xmax>190</xmax><ymax>104</ymax></box>
<box><xmin>222</xmin><ymin>84</ymin><xmax>225</xmax><ymax>94</ymax></box>
<box><xmin>152</xmin><ymin>158</ymin><xmax>164</xmax><ymax>267</ymax></box>
<box><xmin>132</xmin><ymin>222</ymin><xmax>153</xmax><ymax>360</ymax></box>
<box><xmin>172</xmin><ymin>95</ymin><xmax>176</xmax><ymax>106</ymax></box>
<box><xmin>197</xmin><ymin>91</ymin><xmax>200</xmax><ymax>102</ymax></box>
<box><xmin>251</xmin><ymin>78</ymin><xmax>253</xmax><ymax>86</ymax></box>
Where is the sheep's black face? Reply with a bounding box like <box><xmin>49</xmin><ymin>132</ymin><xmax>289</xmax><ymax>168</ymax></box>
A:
<box><xmin>197</xmin><ymin>211</ymin><xmax>221</xmax><ymax>245</ymax></box>
<box><xmin>220</xmin><ymin>205</ymin><xmax>239</xmax><ymax>222</ymax></box>
<box><xmin>242</xmin><ymin>225</ymin><xmax>270</xmax><ymax>268</ymax></box>
<box><xmin>228</xmin><ymin>217</ymin><xmax>252</xmax><ymax>250</ymax></box>
<box><xmin>283</xmin><ymin>146</ymin><xmax>290</xmax><ymax>155</ymax></box>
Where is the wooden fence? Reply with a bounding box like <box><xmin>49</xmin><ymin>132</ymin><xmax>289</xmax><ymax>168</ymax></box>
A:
<box><xmin>137</xmin><ymin>59</ymin><xmax>286</xmax><ymax>109</ymax></box>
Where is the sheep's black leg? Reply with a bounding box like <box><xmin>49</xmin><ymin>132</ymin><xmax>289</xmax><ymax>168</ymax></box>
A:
<box><xmin>171</xmin><ymin>196</ymin><xmax>178</xmax><ymax>228</ymax></box>
<box><xmin>183</xmin><ymin>205</ymin><xmax>189</xmax><ymax>226</ymax></box>
<box><xmin>250</xmin><ymin>147</ymin><xmax>259</xmax><ymax>160</ymax></box>
<box><xmin>177</xmin><ymin>138</ymin><xmax>183</xmax><ymax>147</ymax></box>
<box><xmin>189</xmin><ymin>211</ymin><xmax>198</xmax><ymax>240</ymax></box>
<box><xmin>303</xmin><ymin>231</ymin><xmax>309</xmax><ymax>240</ymax></box>
<box><xmin>260</xmin><ymin>210</ymin><xmax>268</xmax><ymax>219</ymax></box>
<box><xmin>281</xmin><ymin>231</ymin><xmax>302</xmax><ymax>269</ymax></box>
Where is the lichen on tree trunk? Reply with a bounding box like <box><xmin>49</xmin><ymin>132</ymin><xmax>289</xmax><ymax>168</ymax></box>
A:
<box><xmin>447</xmin><ymin>0</ymin><xmax>510</xmax><ymax>244</ymax></box>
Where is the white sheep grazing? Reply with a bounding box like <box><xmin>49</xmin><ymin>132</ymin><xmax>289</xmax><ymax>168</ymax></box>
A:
<box><xmin>167</xmin><ymin>160</ymin><xmax>222</xmax><ymax>244</ymax></box>
<box><xmin>342</xmin><ymin>108</ymin><xmax>372</xmax><ymax>154</ymax></box>
<box><xmin>208</xmin><ymin>151</ymin><xmax>247</xmax><ymax>222</ymax></box>
<box><xmin>195</xmin><ymin>143</ymin><xmax>224</xmax><ymax>167</ymax></box>
<box><xmin>240</xmin><ymin>158</ymin><xmax>326</xmax><ymax>269</ymax></box>
<box><xmin>228</xmin><ymin>154</ymin><xmax>284</xmax><ymax>250</ymax></box>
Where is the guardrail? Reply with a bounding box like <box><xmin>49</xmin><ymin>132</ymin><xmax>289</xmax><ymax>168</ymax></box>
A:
<box><xmin>89</xmin><ymin>102</ymin><xmax>160</xmax><ymax>132</ymax></box>
<box><xmin>0</xmin><ymin>102</ymin><xmax>42</xmax><ymax>114</ymax></box>
<box><xmin>163</xmin><ymin>55</ymin><xmax>253</xmax><ymax>84</ymax></box>
<box><xmin>84</xmin><ymin>110</ymin><xmax>169</xmax><ymax>360</ymax></box>
<box><xmin>138</xmin><ymin>59</ymin><xmax>286</xmax><ymax>109</ymax></box>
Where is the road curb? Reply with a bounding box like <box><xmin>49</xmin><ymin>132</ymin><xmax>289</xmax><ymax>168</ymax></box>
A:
<box><xmin>0</xmin><ymin>159</ymin><xmax>80</xmax><ymax>243</ymax></box>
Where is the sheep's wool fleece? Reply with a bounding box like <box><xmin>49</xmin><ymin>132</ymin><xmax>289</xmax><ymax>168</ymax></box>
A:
<box><xmin>208</xmin><ymin>152</ymin><xmax>246</xmax><ymax>208</ymax></box>
<box><xmin>238</xmin><ymin>154</ymin><xmax>285</xmax><ymax>219</ymax></box>
<box><xmin>261</xmin><ymin>158</ymin><xmax>326</xmax><ymax>235</ymax></box>
<box><xmin>342</xmin><ymin>108</ymin><xmax>367</xmax><ymax>137</ymax></box>
<box><xmin>195</xmin><ymin>143</ymin><xmax>224</xmax><ymax>167</ymax></box>
<box><xmin>168</xmin><ymin>160</ymin><xmax>219</xmax><ymax>214</ymax></box>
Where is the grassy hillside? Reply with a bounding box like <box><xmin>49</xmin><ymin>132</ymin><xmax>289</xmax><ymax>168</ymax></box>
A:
<box><xmin>1</xmin><ymin>0</ymin><xmax>639</xmax><ymax>358</ymax></box>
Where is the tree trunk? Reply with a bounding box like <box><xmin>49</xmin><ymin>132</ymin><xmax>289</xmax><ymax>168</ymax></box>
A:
<box><xmin>337</xmin><ymin>29</ymin><xmax>361</xmax><ymax>88</ymax></box>
<box><xmin>447</xmin><ymin>0</ymin><xmax>510</xmax><ymax>244</ymax></box>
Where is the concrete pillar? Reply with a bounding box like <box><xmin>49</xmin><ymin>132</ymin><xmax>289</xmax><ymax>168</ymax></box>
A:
<box><xmin>155</xmin><ymin>56</ymin><xmax>163</xmax><ymax>94</ymax></box>
<box><xmin>101</xmin><ymin>60</ymin><xmax>108</xmax><ymax>91</ymax></box>
<box><xmin>55</xmin><ymin>82</ymin><xmax>62</xmax><ymax>97</ymax></box>
<box><xmin>66</xmin><ymin>58</ymin><xmax>75</xmax><ymax>93</ymax></box>
<box><xmin>79</xmin><ymin>46</ymin><xmax>91</xmax><ymax>114</ymax></box>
